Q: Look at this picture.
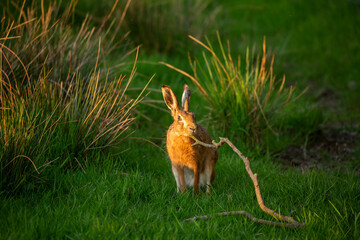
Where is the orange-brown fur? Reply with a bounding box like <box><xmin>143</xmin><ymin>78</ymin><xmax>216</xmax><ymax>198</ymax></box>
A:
<box><xmin>162</xmin><ymin>84</ymin><xmax>218</xmax><ymax>194</ymax></box>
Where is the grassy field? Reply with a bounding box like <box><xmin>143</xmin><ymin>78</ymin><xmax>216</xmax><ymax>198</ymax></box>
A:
<box><xmin>1</xmin><ymin>150</ymin><xmax>359</xmax><ymax>239</ymax></box>
<box><xmin>1</xmin><ymin>0</ymin><xmax>359</xmax><ymax>239</ymax></box>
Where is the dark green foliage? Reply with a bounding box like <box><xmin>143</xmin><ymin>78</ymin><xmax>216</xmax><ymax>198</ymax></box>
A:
<box><xmin>122</xmin><ymin>0</ymin><xmax>222</xmax><ymax>53</ymax></box>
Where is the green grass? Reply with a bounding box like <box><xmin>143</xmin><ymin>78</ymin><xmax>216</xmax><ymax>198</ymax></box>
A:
<box><xmin>1</xmin><ymin>0</ymin><xmax>360</xmax><ymax>239</ymax></box>
<box><xmin>1</xmin><ymin>147</ymin><xmax>359</xmax><ymax>239</ymax></box>
<box><xmin>221</xmin><ymin>0</ymin><xmax>360</xmax><ymax>121</ymax></box>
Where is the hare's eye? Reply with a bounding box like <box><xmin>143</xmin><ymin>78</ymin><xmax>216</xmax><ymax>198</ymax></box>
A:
<box><xmin>178</xmin><ymin>115</ymin><xmax>181</xmax><ymax>120</ymax></box>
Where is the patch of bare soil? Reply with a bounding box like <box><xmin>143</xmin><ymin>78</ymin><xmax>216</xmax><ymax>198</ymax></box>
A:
<box><xmin>277</xmin><ymin>126</ymin><xmax>359</xmax><ymax>171</ymax></box>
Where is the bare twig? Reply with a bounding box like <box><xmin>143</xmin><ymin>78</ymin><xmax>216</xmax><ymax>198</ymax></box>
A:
<box><xmin>190</xmin><ymin>136</ymin><xmax>225</xmax><ymax>149</ymax></box>
<box><xmin>189</xmin><ymin>136</ymin><xmax>306</xmax><ymax>229</ymax></box>
<box><xmin>184</xmin><ymin>211</ymin><xmax>301</xmax><ymax>229</ymax></box>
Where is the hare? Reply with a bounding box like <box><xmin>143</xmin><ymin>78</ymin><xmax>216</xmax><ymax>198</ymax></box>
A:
<box><xmin>161</xmin><ymin>84</ymin><xmax>218</xmax><ymax>194</ymax></box>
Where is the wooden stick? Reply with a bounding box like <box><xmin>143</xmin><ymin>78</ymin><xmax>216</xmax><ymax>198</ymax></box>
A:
<box><xmin>184</xmin><ymin>211</ymin><xmax>302</xmax><ymax>229</ymax></box>
<box><xmin>190</xmin><ymin>136</ymin><xmax>306</xmax><ymax>229</ymax></box>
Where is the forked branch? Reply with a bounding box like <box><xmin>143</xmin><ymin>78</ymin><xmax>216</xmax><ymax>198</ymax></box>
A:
<box><xmin>190</xmin><ymin>136</ymin><xmax>305</xmax><ymax>229</ymax></box>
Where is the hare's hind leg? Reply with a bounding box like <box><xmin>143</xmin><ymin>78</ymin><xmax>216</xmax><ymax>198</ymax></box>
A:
<box><xmin>193</xmin><ymin>166</ymin><xmax>200</xmax><ymax>194</ymax></box>
<box><xmin>206</xmin><ymin>171</ymin><xmax>216</xmax><ymax>194</ymax></box>
<box><xmin>172</xmin><ymin>165</ymin><xmax>186</xmax><ymax>193</ymax></box>
<box><xmin>205</xmin><ymin>166</ymin><xmax>214</xmax><ymax>194</ymax></box>
<box><xmin>205</xmin><ymin>153</ymin><xmax>217</xmax><ymax>194</ymax></box>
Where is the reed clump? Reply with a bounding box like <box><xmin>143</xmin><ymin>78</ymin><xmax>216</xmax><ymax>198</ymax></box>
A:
<box><xmin>163</xmin><ymin>33</ymin><xmax>304</xmax><ymax>142</ymax></box>
<box><xmin>0</xmin><ymin>0</ymin><xmax>149</xmax><ymax>192</ymax></box>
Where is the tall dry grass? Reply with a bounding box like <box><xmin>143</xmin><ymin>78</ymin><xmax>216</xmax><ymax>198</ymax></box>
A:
<box><xmin>162</xmin><ymin>33</ymin><xmax>306</xmax><ymax>141</ymax></box>
<box><xmin>0</xmin><ymin>0</ymin><xmax>150</xmax><ymax>192</ymax></box>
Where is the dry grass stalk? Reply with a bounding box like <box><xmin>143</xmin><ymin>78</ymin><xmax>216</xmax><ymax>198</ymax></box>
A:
<box><xmin>188</xmin><ymin>136</ymin><xmax>306</xmax><ymax>229</ymax></box>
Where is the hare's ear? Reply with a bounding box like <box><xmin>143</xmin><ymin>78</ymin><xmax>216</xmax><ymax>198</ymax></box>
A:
<box><xmin>181</xmin><ymin>84</ymin><xmax>191</xmax><ymax>111</ymax></box>
<box><xmin>162</xmin><ymin>85</ymin><xmax>179</xmax><ymax>114</ymax></box>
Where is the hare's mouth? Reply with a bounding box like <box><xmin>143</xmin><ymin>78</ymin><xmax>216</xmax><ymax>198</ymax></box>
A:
<box><xmin>189</xmin><ymin>127</ymin><xmax>196</xmax><ymax>134</ymax></box>
<box><xmin>181</xmin><ymin>129</ymin><xmax>196</xmax><ymax>137</ymax></box>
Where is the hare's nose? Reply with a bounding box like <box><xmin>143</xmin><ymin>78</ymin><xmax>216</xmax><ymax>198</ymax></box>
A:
<box><xmin>190</xmin><ymin>127</ymin><xmax>196</xmax><ymax>133</ymax></box>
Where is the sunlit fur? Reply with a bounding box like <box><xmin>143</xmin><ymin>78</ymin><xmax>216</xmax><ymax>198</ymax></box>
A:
<box><xmin>162</xmin><ymin>84</ymin><xmax>218</xmax><ymax>194</ymax></box>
